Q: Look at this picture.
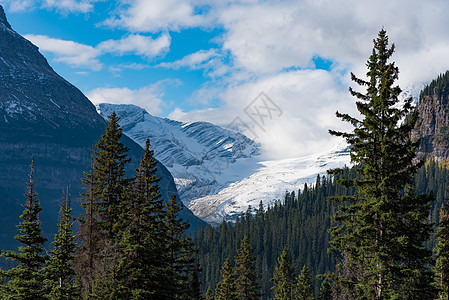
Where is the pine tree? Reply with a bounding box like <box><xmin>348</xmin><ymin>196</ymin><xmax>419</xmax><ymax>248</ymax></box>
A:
<box><xmin>329</xmin><ymin>29</ymin><xmax>436</xmax><ymax>299</ymax></box>
<box><xmin>115</xmin><ymin>138</ymin><xmax>168</xmax><ymax>299</ymax></box>
<box><xmin>234</xmin><ymin>235</ymin><xmax>260</xmax><ymax>300</ymax></box>
<box><xmin>295</xmin><ymin>266</ymin><xmax>314</xmax><ymax>300</ymax></box>
<box><xmin>77</xmin><ymin>112</ymin><xmax>131</xmax><ymax>298</ymax></box>
<box><xmin>317</xmin><ymin>278</ymin><xmax>332</xmax><ymax>300</ymax></box>
<box><xmin>76</xmin><ymin>153</ymin><xmax>101</xmax><ymax>299</ymax></box>
<box><xmin>215</xmin><ymin>258</ymin><xmax>237</xmax><ymax>300</ymax></box>
<box><xmin>92</xmin><ymin>111</ymin><xmax>130</xmax><ymax>237</ymax></box>
<box><xmin>271</xmin><ymin>247</ymin><xmax>295</xmax><ymax>300</ymax></box>
<box><xmin>205</xmin><ymin>287</ymin><xmax>214</xmax><ymax>300</ymax></box>
<box><xmin>0</xmin><ymin>158</ymin><xmax>47</xmax><ymax>299</ymax></box>
<box><xmin>165</xmin><ymin>194</ymin><xmax>198</xmax><ymax>298</ymax></box>
<box><xmin>435</xmin><ymin>203</ymin><xmax>449</xmax><ymax>299</ymax></box>
<box><xmin>44</xmin><ymin>188</ymin><xmax>79</xmax><ymax>299</ymax></box>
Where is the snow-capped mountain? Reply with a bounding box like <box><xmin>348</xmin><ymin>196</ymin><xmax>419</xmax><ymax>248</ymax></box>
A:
<box><xmin>98</xmin><ymin>103</ymin><xmax>351</xmax><ymax>223</ymax></box>
<box><xmin>98</xmin><ymin>103</ymin><xmax>261</xmax><ymax>206</ymax></box>
<box><xmin>188</xmin><ymin>143</ymin><xmax>351</xmax><ymax>223</ymax></box>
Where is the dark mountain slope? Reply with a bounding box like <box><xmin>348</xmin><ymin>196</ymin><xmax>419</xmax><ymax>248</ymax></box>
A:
<box><xmin>0</xmin><ymin>6</ymin><xmax>203</xmax><ymax>248</ymax></box>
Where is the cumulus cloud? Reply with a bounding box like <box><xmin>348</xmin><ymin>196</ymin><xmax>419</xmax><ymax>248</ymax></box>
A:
<box><xmin>2</xmin><ymin>0</ymin><xmax>36</xmax><ymax>12</ymax></box>
<box><xmin>24</xmin><ymin>34</ymin><xmax>103</xmax><ymax>70</ymax></box>
<box><xmin>43</xmin><ymin>0</ymin><xmax>95</xmax><ymax>13</ymax></box>
<box><xmin>164</xmin><ymin>0</ymin><xmax>449</xmax><ymax>159</ymax></box>
<box><xmin>169</xmin><ymin>69</ymin><xmax>356</xmax><ymax>159</ymax></box>
<box><xmin>24</xmin><ymin>33</ymin><xmax>171</xmax><ymax>70</ymax></box>
<box><xmin>3</xmin><ymin>0</ymin><xmax>99</xmax><ymax>13</ymax></box>
<box><xmin>104</xmin><ymin>0</ymin><xmax>212</xmax><ymax>32</ymax></box>
<box><xmin>86</xmin><ymin>80</ymin><xmax>180</xmax><ymax>115</ymax></box>
<box><xmin>98</xmin><ymin>33</ymin><xmax>171</xmax><ymax>58</ymax></box>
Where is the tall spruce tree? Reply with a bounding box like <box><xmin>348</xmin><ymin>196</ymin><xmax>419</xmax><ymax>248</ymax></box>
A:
<box><xmin>317</xmin><ymin>278</ymin><xmax>332</xmax><ymax>300</ymax></box>
<box><xmin>92</xmin><ymin>111</ymin><xmax>130</xmax><ymax>237</ymax></box>
<box><xmin>215</xmin><ymin>258</ymin><xmax>238</xmax><ymax>300</ymax></box>
<box><xmin>295</xmin><ymin>266</ymin><xmax>314</xmax><ymax>300</ymax></box>
<box><xmin>0</xmin><ymin>158</ymin><xmax>47</xmax><ymax>299</ymax></box>
<box><xmin>78</xmin><ymin>112</ymin><xmax>131</xmax><ymax>298</ymax></box>
<box><xmin>271</xmin><ymin>247</ymin><xmax>295</xmax><ymax>300</ymax></box>
<box><xmin>234</xmin><ymin>235</ymin><xmax>260</xmax><ymax>300</ymax></box>
<box><xmin>76</xmin><ymin>154</ymin><xmax>101</xmax><ymax>299</ymax></box>
<box><xmin>115</xmin><ymin>138</ymin><xmax>167</xmax><ymax>299</ymax></box>
<box><xmin>44</xmin><ymin>188</ymin><xmax>79</xmax><ymax>300</ymax></box>
<box><xmin>165</xmin><ymin>194</ymin><xmax>198</xmax><ymax>298</ymax></box>
<box><xmin>329</xmin><ymin>29</ymin><xmax>436</xmax><ymax>299</ymax></box>
<box><xmin>435</xmin><ymin>203</ymin><xmax>449</xmax><ymax>299</ymax></box>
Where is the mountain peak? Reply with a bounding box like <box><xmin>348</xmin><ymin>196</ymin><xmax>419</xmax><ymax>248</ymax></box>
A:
<box><xmin>0</xmin><ymin>6</ymin><xmax>12</xmax><ymax>30</ymax></box>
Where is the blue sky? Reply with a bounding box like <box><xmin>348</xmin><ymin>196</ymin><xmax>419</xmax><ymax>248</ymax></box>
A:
<box><xmin>2</xmin><ymin>0</ymin><xmax>449</xmax><ymax>160</ymax></box>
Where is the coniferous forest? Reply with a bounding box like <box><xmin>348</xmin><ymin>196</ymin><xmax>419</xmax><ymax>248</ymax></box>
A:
<box><xmin>1</xmin><ymin>30</ymin><xmax>449</xmax><ymax>299</ymax></box>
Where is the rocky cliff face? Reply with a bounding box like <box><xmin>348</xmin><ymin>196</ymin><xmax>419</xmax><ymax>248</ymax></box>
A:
<box><xmin>412</xmin><ymin>72</ymin><xmax>449</xmax><ymax>162</ymax></box>
<box><xmin>0</xmin><ymin>6</ymin><xmax>202</xmax><ymax>248</ymax></box>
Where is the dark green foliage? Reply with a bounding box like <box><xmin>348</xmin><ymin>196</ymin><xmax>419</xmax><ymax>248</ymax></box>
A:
<box><xmin>420</xmin><ymin>70</ymin><xmax>449</xmax><ymax>102</ymax></box>
<box><xmin>0</xmin><ymin>159</ymin><xmax>47</xmax><ymax>299</ymax></box>
<box><xmin>194</xmin><ymin>173</ymin><xmax>350</xmax><ymax>298</ymax></box>
<box><xmin>317</xmin><ymin>278</ymin><xmax>332</xmax><ymax>300</ymax></box>
<box><xmin>77</xmin><ymin>112</ymin><xmax>131</xmax><ymax>298</ymax></box>
<box><xmin>92</xmin><ymin>111</ymin><xmax>131</xmax><ymax>237</ymax></box>
<box><xmin>44</xmin><ymin>188</ymin><xmax>79</xmax><ymax>299</ymax></box>
<box><xmin>215</xmin><ymin>258</ymin><xmax>237</xmax><ymax>300</ymax></box>
<box><xmin>234</xmin><ymin>236</ymin><xmax>260</xmax><ymax>300</ymax></box>
<box><xmin>271</xmin><ymin>247</ymin><xmax>295</xmax><ymax>300</ymax></box>
<box><xmin>205</xmin><ymin>287</ymin><xmax>214</xmax><ymax>300</ymax></box>
<box><xmin>76</xmin><ymin>154</ymin><xmax>101</xmax><ymax>299</ymax></box>
<box><xmin>435</xmin><ymin>203</ymin><xmax>449</xmax><ymax>299</ymax></box>
<box><xmin>329</xmin><ymin>29</ymin><xmax>436</xmax><ymax>299</ymax></box>
<box><xmin>165</xmin><ymin>194</ymin><xmax>199</xmax><ymax>298</ymax></box>
<box><xmin>115</xmin><ymin>138</ymin><xmax>167</xmax><ymax>299</ymax></box>
<box><xmin>295</xmin><ymin>266</ymin><xmax>314</xmax><ymax>300</ymax></box>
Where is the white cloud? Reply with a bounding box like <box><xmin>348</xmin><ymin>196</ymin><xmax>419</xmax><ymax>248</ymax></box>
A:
<box><xmin>158</xmin><ymin>49</ymin><xmax>218</xmax><ymax>69</ymax></box>
<box><xmin>43</xmin><ymin>0</ymin><xmax>95</xmax><ymax>13</ymax></box>
<box><xmin>2</xmin><ymin>0</ymin><xmax>99</xmax><ymax>13</ymax></box>
<box><xmin>2</xmin><ymin>0</ymin><xmax>35</xmax><ymax>12</ymax></box>
<box><xmin>169</xmin><ymin>69</ymin><xmax>355</xmax><ymax>160</ymax></box>
<box><xmin>86</xmin><ymin>80</ymin><xmax>179</xmax><ymax>115</ymax></box>
<box><xmin>104</xmin><ymin>0</ymin><xmax>213</xmax><ymax>32</ymax></box>
<box><xmin>98</xmin><ymin>33</ymin><xmax>170</xmax><ymax>58</ymax></box>
<box><xmin>24</xmin><ymin>34</ymin><xmax>103</xmax><ymax>70</ymax></box>
<box><xmin>24</xmin><ymin>33</ymin><xmax>172</xmax><ymax>70</ymax></box>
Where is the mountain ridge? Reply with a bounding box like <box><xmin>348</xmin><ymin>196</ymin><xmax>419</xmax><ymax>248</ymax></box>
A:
<box><xmin>0</xmin><ymin>6</ymin><xmax>203</xmax><ymax>248</ymax></box>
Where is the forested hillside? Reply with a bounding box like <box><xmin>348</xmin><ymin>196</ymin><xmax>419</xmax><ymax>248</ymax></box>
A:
<box><xmin>194</xmin><ymin>162</ymin><xmax>448</xmax><ymax>298</ymax></box>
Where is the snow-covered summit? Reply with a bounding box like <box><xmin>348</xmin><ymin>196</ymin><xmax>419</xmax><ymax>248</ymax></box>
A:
<box><xmin>98</xmin><ymin>103</ymin><xmax>261</xmax><ymax>205</ymax></box>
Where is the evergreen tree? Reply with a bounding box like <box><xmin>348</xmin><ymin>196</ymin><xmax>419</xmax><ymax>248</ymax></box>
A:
<box><xmin>317</xmin><ymin>278</ymin><xmax>332</xmax><ymax>300</ymax></box>
<box><xmin>295</xmin><ymin>266</ymin><xmax>314</xmax><ymax>300</ymax></box>
<box><xmin>77</xmin><ymin>112</ymin><xmax>131</xmax><ymax>298</ymax></box>
<box><xmin>234</xmin><ymin>236</ymin><xmax>260</xmax><ymax>300</ymax></box>
<box><xmin>44</xmin><ymin>188</ymin><xmax>79</xmax><ymax>300</ymax></box>
<box><xmin>92</xmin><ymin>111</ymin><xmax>130</xmax><ymax>237</ymax></box>
<box><xmin>190</xmin><ymin>264</ymin><xmax>203</xmax><ymax>300</ymax></box>
<box><xmin>165</xmin><ymin>194</ymin><xmax>198</xmax><ymax>298</ymax></box>
<box><xmin>435</xmin><ymin>203</ymin><xmax>449</xmax><ymax>299</ymax></box>
<box><xmin>205</xmin><ymin>287</ymin><xmax>214</xmax><ymax>300</ymax></box>
<box><xmin>271</xmin><ymin>247</ymin><xmax>295</xmax><ymax>300</ymax></box>
<box><xmin>115</xmin><ymin>139</ymin><xmax>168</xmax><ymax>299</ymax></box>
<box><xmin>215</xmin><ymin>258</ymin><xmax>237</xmax><ymax>300</ymax></box>
<box><xmin>76</xmin><ymin>154</ymin><xmax>101</xmax><ymax>299</ymax></box>
<box><xmin>0</xmin><ymin>158</ymin><xmax>47</xmax><ymax>299</ymax></box>
<box><xmin>329</xmin><ymin>29</ymin><xmax>436</xmax><ymax>299</ymax></box>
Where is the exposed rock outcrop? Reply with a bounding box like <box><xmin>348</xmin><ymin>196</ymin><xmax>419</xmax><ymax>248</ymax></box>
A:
<box><xmin>412</xmin><ymin>72</ymin><xmax>449</xmax><ymax>162</ymax></box>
